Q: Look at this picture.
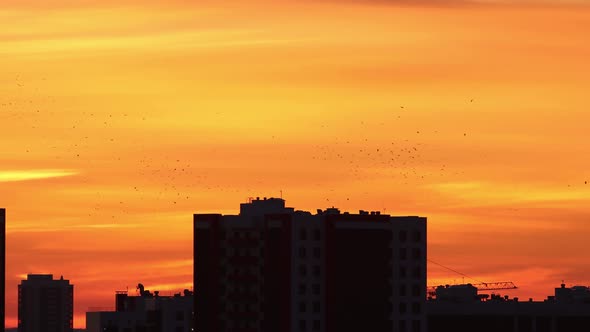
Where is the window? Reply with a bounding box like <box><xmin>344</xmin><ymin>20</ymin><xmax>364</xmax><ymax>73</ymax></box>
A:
<box><xmin>299</xmin><ymin>320</ymin><xmax>307</xmax><ymax>331</ymax></box>
<box><xmin>412</xmin><ymin>320</ymin><xmax>421</xmax><ymax>332</ymax></box>
<box><xmin>313</xmin><ymin>284</ymin><xmax>320</xmax><ymax>295</ymax></box>
<box><xmin>412</xmin><ymin>267</ymin><xmax>421</xmax><ymax>279</ymax></box>
<box><xmin>412</xmin><ymin>248</ymin><xmax>421</xmax><ymax>260</ymax></box>
<box><xmin>299</xmin><ymin>265</ymin><xmax>307</xmax><ymax>276</ymax></box>
<box><xmin>400</xmin><ymin>267</ymin><xmax>407</xmax><ymax>278</ymax></box>
<box><xmin>314</xmin><ymin>229</ymin><xmax>321</xmax><ymax>241</ymax></box>
<box><xmin>399</xmin><ymin>320</ymin><xmax>407</xmax><ymax>332</ymax></box>
<box><xmin>313</xmin><ymin>247</ymin><xmax>321</xmax><ymax>258</ymax></box>
<box><xmin>313</xmin><ymin>320</ymin><xmax>321</xmax><ymax>331</ymax></box>
<box><xmin>298</xmin><ymin>284</ymin><xmax>306</xmax><ymax>295</ymax></box>
<box><xmin>412</xmin><ymin>302</ymin><xmax>421</xmax><ymax>315</ymax></box>
<box><xmin>313</xmin><ymin>265</ymin><xmax>320</xmax><ymax>277</ymax></box>
<box><xmin>399</xmin><ymin>302</ymin><xmax>407</xmax><ymax>314</ymax></box>
<box><xmin>300</xmin><ymin>302</ymin><xmax>307</xmax><ymax>312</ymax></box>
<box><xmin>399</xmin><ymin>248</ymin><xmax>407</xmax><ymax>260</ymax></box>
<box><xmin>299</xmin><ymin>247</ymin><xmax>307</xmax><ymax>258</ymax></box>
<box><xmin>412</xmin><ymin>284</ymin><xmax>421</xmax><ymax>297</ymax></box>
<box><xmin>175</xmin><ymin>327</ymin><xmax>183</xmax><ymax>332</ymax></box>
<box><xmin>413</xmin><ymin>231</ymin><xmax>421</xmax><ymax>243</ymax></box>
<box><xmin>176</xmin><ymin>310</ymin><xmax>184</xmax><ymax>321</ymax></box>
<box><xmin>399</xmin><ymin>230</ymin><xmax>407</xmax><ymax>242</ymax></box>
<box><xmin>300</xmin><ymin>229</ymin><xmax>307</xmax><ymax>240</ymax></box>
<box><xmin>399</xmin><ymin>285</ymin><xmax>407</xmax><ymax>296</ymax></box>
<box><xmin>313</xmin><ymin>301</ymin><xmax>320</xmax><ymax>313</ymax></box>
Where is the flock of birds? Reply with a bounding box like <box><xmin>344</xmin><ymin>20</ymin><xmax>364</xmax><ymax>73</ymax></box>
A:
<box><xmin>1</xmin><ymin>76</ymin><xmax>588</xmax><ymax>220</ymax></box>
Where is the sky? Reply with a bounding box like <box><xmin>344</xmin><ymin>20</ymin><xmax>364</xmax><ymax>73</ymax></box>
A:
<box><xmin>1</xmin><ymin>0</ymin><xmax>590</xmax><ymax>328</ymax></box>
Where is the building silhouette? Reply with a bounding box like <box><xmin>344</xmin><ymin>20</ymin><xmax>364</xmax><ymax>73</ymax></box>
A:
<box><xmin>18</xmin><ymin>274</ymin><xmax>73</xmax><ymax>332</ymax></box>
<box><xmin>427</xmin><ymin>282</ymin><xmax>590</xmax><ymax>332</ymax></box>
<box><xmin>1</xmin><ymin>209</ymin><xmax>4</xmax><ymax>332</ymax></box>
<box><xmin>193</xmin><ymin>197</ymin><xmax>427</xmax><ymax>332</ymax></box>
<box><xmin>86</xmin><ymin>283</ymin><xmax>193</xmax><ymax>332</ymax></box>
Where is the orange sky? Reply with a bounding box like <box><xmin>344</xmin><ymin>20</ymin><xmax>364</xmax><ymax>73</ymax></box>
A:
<box><xmin>1</xmin><ymin>0</ymin><xmax>590</xmax><ymax>328</ymax></box>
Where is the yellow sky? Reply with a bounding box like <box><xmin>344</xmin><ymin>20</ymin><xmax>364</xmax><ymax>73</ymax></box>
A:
<box><xmin>1</xmin><ymin>0</ymin><xmax>590</xmax><ymax>327</ymax></box>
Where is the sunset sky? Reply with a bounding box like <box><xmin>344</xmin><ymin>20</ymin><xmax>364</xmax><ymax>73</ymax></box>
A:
<box><xmin>1</xmin><ymin>0</ymin><xmax>590</xmax><ymax>328</ymax></box>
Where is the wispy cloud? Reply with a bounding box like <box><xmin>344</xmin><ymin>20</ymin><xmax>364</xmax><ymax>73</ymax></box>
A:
<box><xmin>0</xmin><ymin>30</ymin><xmax>304</xmax><ymax>56</ymax></box>
<box><xmin>427</xmin><ymin>181</ymin><xmax>590</xmax><ymax>204</ymax></box>
<box><xmin>0</xmin><ymin>169</ymin><xmax>78</xmax><ymax>182</ymax></box>
<box><xmin>7</xmin><ymin>223</ymin><xmax>143</xmax><ymax>234</ymax></box>
<box><xmin>70</xmin><ymin>223</ymin><xmax>142</xmax><ymax>229</ymax></box>
<box><xmin>142</xmin><ymin>282</ymin><xmax>193</xmax><ymax>292</ymax></box>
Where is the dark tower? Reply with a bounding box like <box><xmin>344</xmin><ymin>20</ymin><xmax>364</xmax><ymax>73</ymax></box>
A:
<box><xmin>192</xmin><ymin>198</ymin><xmax>427</xmax><ymax>332</ymax></box>
<box><xmin>1</xmin><ymin>208</ymin><xmax>5</xmax><ymax>332</ymax></box>
<box><xmin>18</xmin><ymin>274</ymin><xmax>73</xmax><ymax>332</ymax></box>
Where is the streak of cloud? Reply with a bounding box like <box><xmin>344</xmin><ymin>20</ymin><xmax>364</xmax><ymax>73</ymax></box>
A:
<box><xmin>0</xmin><ymin>169</ymin><xmax>78</xmax><ymax>182</ymax></box>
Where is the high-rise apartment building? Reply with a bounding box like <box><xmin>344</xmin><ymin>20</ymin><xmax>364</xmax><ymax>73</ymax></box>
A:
<box><xmin>18</xmin><ymin>274</ymin><xmax>74</xmax><ymax>332</ymax></box>
<box><xmin>194</xmin><ymin>197</ymin><xmax>427</xmax><ymax>332</ymax></box>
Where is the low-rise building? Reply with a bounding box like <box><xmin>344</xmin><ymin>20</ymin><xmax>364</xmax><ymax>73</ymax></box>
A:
<box><xmin>427</xmin><ymin>283</ymin><xmax>590</xmax><ymax>332</ymax></box>
<box><xmin>86</xmin><ymin>284</ymin><xmax>193</xmax><ymax>332</ymax></box>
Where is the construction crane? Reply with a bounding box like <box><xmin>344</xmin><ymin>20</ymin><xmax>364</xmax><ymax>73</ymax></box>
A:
<box><xmin>427</xmin><ymin>281</ymin><xmax>517</xmax><ymax>297</ymax></box>
<box><xmin>427</xmin><ymin>259</ymin><xmax>517</xmax><ymax>297</ymax></box>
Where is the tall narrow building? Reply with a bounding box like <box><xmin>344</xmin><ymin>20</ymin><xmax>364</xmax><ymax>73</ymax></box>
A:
<box><xmin>194</xmin><ymin>197</ymin><xmax>427</xmax><ymax>332</ymax></box>
<box><xmin>1</xmin><ymin>208</ymin><xmax>5</xmax><ymax>332</ymax></box>
<box><xmin>18</xmin><ymin>274</ymin><xmax>74</xmax><ymax>332</ymax></box>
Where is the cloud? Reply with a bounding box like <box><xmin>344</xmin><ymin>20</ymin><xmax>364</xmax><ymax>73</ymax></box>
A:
<box><xmin>7</xmin><ymin>223</ymin><xmax>144</xmax><ymax>234</ymax></box>
<box><xmin>0</xmin><ymin>169</ymin><xmax>78</xmax><ymax>182</ymax></box>
<box><xmin>427</xmin><ymin>181</ymin><xmax>590</xmax><ymax>204</ymax></box>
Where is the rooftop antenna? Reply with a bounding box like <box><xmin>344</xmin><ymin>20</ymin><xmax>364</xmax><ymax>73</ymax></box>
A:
<box><xmin>280</xmin><ymin>190</ymin><xmax>283</xmax><ymax>199</ymax></box>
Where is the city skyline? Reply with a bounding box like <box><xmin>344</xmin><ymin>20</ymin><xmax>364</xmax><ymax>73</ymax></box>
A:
<box><xmin>2</xmin><ymin>0</ymin><xmax>590</xmax><ymax>329</ymax></box>
<box><xmin>2</xmin><ymin>200</ymin><xmax>590</xmax><ymax>331</ymax></box>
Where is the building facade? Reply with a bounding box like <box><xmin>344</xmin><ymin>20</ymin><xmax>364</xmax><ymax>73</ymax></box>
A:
<box><xmin>194</xmin><ymin>197</ymin><xmax>427</xmax><ymax>332</ymax></box>
<box><xmin>427</xmin><ymin>283</ymin><xmax>590</xmax><ymax>332</ymax></box>
<box><xmin>18</xmin><ymin>274</ymin><xmax>74</xmax><ymax>332</ymax></box>
<box><xmin>86</xmin><ymin>285</ymin><xmax>193</xmax><ymax>332</ymax></box>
